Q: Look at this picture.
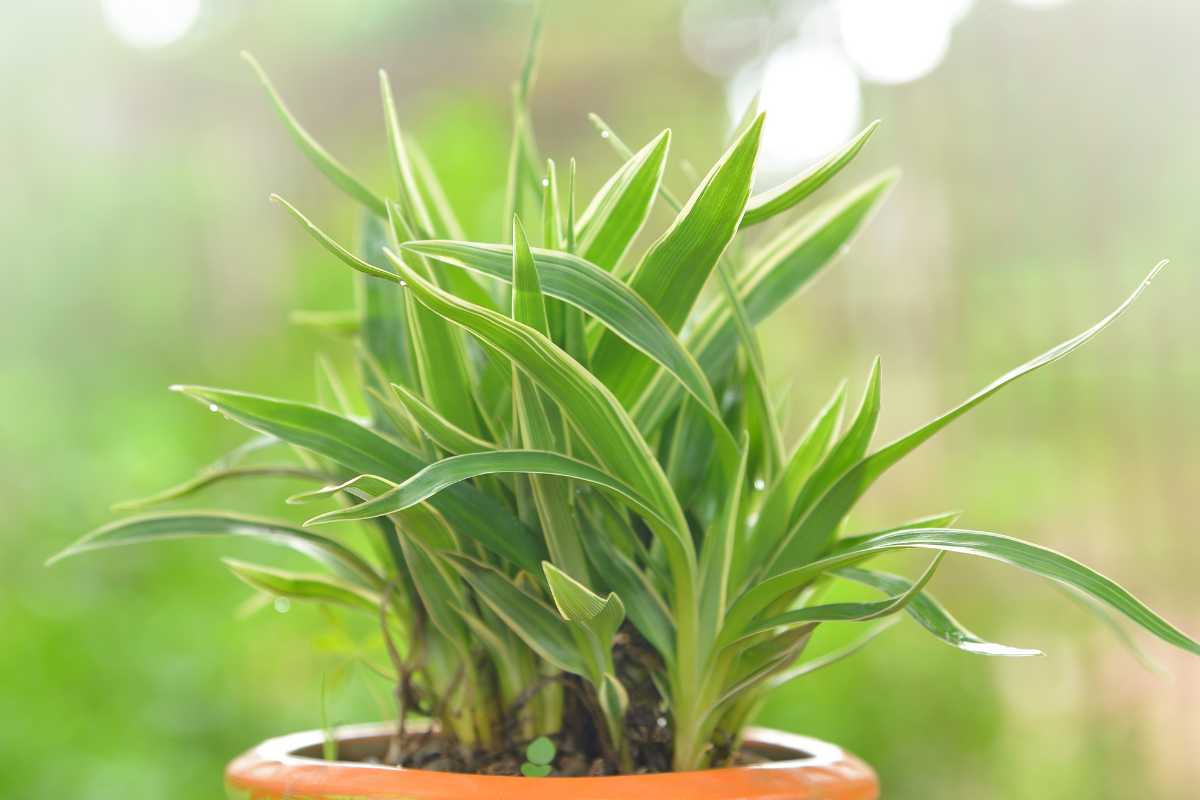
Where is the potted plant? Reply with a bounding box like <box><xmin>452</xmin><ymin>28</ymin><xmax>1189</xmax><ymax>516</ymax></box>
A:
<box><xmin>51</xmin><ymin>19</ymin><xmax>1198</xmax><ymax>800</ymax></box>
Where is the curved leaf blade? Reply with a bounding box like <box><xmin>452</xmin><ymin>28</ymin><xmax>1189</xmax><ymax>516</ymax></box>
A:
<box><xmin>773</xmin><ymin>260</ymin><xmax>1171</xmax><ymax>571</ymax></box>
<box><xmin>402</xmin><ymin>240</ymin><xmax>724</xmax><ymax>423</ymax></box>
<box><xmin>590</xmin><ymin>115</ymin><xmax>765</xmax><ymax>405</ymax></box>
<box><xmin>49</xmin><ymin>512</ymin><xmax>382</xmax><ymax>590</ymax></box>
<box><xmin>224</xmin><ymin>558</ymin><xmax>382</xmax><ymax>613</ymax></box>
<box><xmin>575</xmin><ymin>130</ymin><xmax>671</xmax><ymax>271</ymax></box>
<box><xmin>169</xmin><ymin>386</ymin><xmax>545</xmax><ymax>573</ymax></box>
<box><xmin>836</xmin><ymin>566</ymin><xmax>1042</xmax><ymax>657</ymax></box>
<box><xmin>305</xmin><ymin>450</ymin><xmax>669</xmax><ymax>531</ymax></box>
<box><xmin>741</xmin><ymin>120</ymin><xmax>880</xmax><ymax>227</ymax></box>
<box><xmin>726</xmin><ymin>527</ymin><xmax>1200</xmax><ymax>656</ymax></box>
<box><xmin>242</xmin><ymin>53</ymin><xmax>385</xmax><ymax>217</ymax></box>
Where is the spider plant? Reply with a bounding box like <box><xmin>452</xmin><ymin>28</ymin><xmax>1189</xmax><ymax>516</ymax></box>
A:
<box><xmin>52</xmin><ymin>24</ymin><xmax>1198</xmax><ymax>774</ymax></box>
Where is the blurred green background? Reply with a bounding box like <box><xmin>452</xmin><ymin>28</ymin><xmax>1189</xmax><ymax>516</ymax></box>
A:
<box><xmin>3</xmin><ymin>0</ymin><xmax>1197</xmax><ymax>797</ymax></box>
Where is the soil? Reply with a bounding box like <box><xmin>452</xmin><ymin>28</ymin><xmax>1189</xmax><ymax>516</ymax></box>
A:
<box><xmin>340</xmin><ymin>726</ymin><xmax>767</xmax><ymax>777</ymax></box>
<box><xmin>326</xmin><ymin>624</ymin><xmax>769</xmax><ymax>777</ymax></box>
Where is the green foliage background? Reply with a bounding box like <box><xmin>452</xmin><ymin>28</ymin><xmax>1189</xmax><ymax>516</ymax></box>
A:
<box><xmin>2</xmin><ymin>1</ymin><xmax>1197</xmax><ymax>797</ymax></box>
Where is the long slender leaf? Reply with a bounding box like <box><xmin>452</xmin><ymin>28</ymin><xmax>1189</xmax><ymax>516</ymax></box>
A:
<box><xmin>724</xmin><ymin>527</ymin><xmax>1200</xmax><ymax>656</ymax></box>
<box><xmin>765</xmin><ymin>360</ymin><xmax>881</xmax><ymax>571</ymax></box>
<box><xmin>49</xmin><ymin>512</ymin><xmax>382</xmax><ymax>589</ymax></box>
<box><xmin>224</xmin><ymin>558</ymin><xmax>381</xmax><ymax>613</ymax></box>
<box><xmin>741</xmin><ymin>120</ymin><xmax>880</xmax><ymax>227</ymax></box>
<box><xmin>579</xmin><ymin>504</ymin><xmax>675</xmax><ymax>666</ymax></box>
<box><xmin>403</xmin><ymin>241</ymin><xmax>724</xmax><ymax>424</ymax></box>
<box><xmin>242</xmin><ymin>52</ymin><xmax>385</xmax><ymax>217</ymax></box>
<box><xmin>445</xmin><ymin>554</ymin><xmax>587</xmax><ymax>675</ymax></box>
<box><xmin>511</xmin><ymin>220</ymin><xmax>589</xmax><ymax>579</ymax></box>
<box><xmin>732</xmin><ymin>554</ymin><xmax>943</xmax><ymax>644</ymax></box>
<box><xmin>379</xmin><ymin>250</ymin><xmax>690</xmax><ymax>549</ymax></box>
<box><xmin>836</xmin><ymin>566</ymin><xmax>1042</xmax><ymax>657</ymax></box>
<box><xmin>770</xmin><ymin>261</ymin><xmax>1170</xmax><ymax>573</ymax></box>
<box><xmin>744</xmin><ymin>382</ymin><xmax>847</xmax><ymax>552</ymax></box>
<box><xmin>389</xmin><ymin>382</ymin><xmax>495</xmax><ymax>455</ymax></box>
<box><xmin>304</xmin><ymin>450</ymin><xmax>669</xmax><ymax>531</ymax></box>
<box><xmin>112</xmin><ymin>465</ymin><xmax>328</xmax><ymax>512</ymax></box>
<box><xmin>590</xmin><ymin>115</ymin><xmax>765</xmax><ymax>407</ymax></box>
<box><xmin>168</xmin><ymin>386</ymin><xmax>545</xmax><ymax>572</ymax></box>
<box><xmin>635</xmin><ymin>172</ymin><xmax>897</xmax><ymax>434</ymax></box>
<box><xmin>575</xmin><ymin>130</ymin><xmax>670</xmax><ymax>271</ymax></box>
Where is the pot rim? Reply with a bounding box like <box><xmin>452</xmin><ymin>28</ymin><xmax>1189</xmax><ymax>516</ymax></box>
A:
<box><xmin>226</xmin><ymin>722</ymin><xmax>879</xmax><ymax>799</ymax></box>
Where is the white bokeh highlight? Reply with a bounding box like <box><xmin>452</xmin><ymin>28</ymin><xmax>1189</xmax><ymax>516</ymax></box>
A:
<box><xmin>728</xmin><ymin>41</ymin><xmax>862</xmax><ymax>185</ymax></box>
<box><xmin>837</xmin><ymin>0</ymin><xmax>961</xmax><ymax>85</ymax></box>
<box><xmin>102</xmin><ymin>0</ymin><xmax>201</xmax><ymax>49</ymax></box>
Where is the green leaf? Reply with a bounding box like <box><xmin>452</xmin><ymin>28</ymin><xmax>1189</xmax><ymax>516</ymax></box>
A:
<box><xmin>170</xmin><ymin>386</ymin><xmax>545</xmax><ymax>573</ymax></box>
<box><xmin>378</xmin><ymin>251</ymin><xmax>690</xmax><ymax>554</ymax></box>
<box><xmin>732</xmin><ymin>554</ymin><xmax>943</xmax><ymax>644</ymax></box>
<box><xmin>738</xmin><ymin>383</ymin><xmax>847</xmax><ymax>582</ymax></box>
<box><xmin>379</xmin><ymin>69</ymin><xmax>434</xmax><ymax>237</ymax></box>
<box><xmin>590</xmin><ymin>115</ymin><xmax>765</xmax><ymax>406</ymax></box>
<box><xmin>512</xmin><ymin>219</ymin><xmax>550</xmax><ymax>334</ymax></box>
<box><xmin>765</xmin><ymin>618</ymin><xmax>900</xmax><ymax>689</ymax></box>
<box><xmin>741</xmin><ymin>120</ymin><xmax>880</xmax><ymax>227</ymax></box>
<box><xmin>408</xmin><ymin>138</ymin><xmax>466</xmax><ymax>239</ymax></box>
<box><xmin>356</xmin><ymin>214</ymin><xmax>418</xmax><ymax>424</ymax></box>
<box><xmin>224</xmin><ymin>558</ymin><xmax>381</xmax><ymax>613</ymax></box>
<box><xmin>303</xmin><ymin>450</ymin><xmax>669</xmax><ymax>532</ymax></box>
<box><xmin>526</xmin><ymin>736</ymin><xmax>556</xmax><ymax>766</ymax></box>
<box><xmin>503</xmin><ymin>12</ymin><xmax>544</xmax><ymax>242</ymax></box>
<box><xmin>402</xmin><ymin>240</ymin><xmax>724</xmax><ymax>425</ymax></box>
<box><xmin>445</xmin><ymin>554</ymin><xmax>587</xmax><ymax>675</ymax></box>
<box><xmin>541</xmin><ymin>159</ymin><xmax>563</xmax><ymax>250</ymax></box>
<box><xmin>635</xmin><ymin>172</ymin><xmax>896</xmax><ymax>434</ymax></box>
<box><xmin>49</xmin><ymin>512</ymin><xmax>382</xmax><ymax>590</ymax></box>
<box><xmin>112</xmin><ymin>465</ymin><xmax>327</xmax><ymax>512</ymax></box>
<box><xmin>387</xmin><ymin>207</ymin><xmax>485</xmax><ymax>438</ymax></box>
<box><xmin>389</xmin><ymin>382</ymin><xmax>495</xmax><ymax>455</ymax></box>
<box><xmin>543</xmin><ymin>561</ymin><xmax>625</xmax><ymax>645</ymax></box>
<box><xmin>579</xmin><ymin>507</ymin><xmax>675</xmax><ymax>666</ymax></box>
<box><xmin>836</xmin><ymin>566</ymin><xmax>1042</xmax><ymax>657</ymax></box>
<box><xmin>575</xmin><ymin>130</ymin><xmax>670</xmax><ymax>271</ymax></box>
<box><xmin>831</xmin><ymin>510</ymin><xmax>963</xmax><ymax>554</ymax></box>
<box><xmin>272</xmin><ymin>194</ymin><xmax>401</xmax><ymax>284</ymax></box>
<box><xmin>242</xmin><ymin>52</ymin><xmax>385</xmax><ymax>217</ymax></box>
<box><xmin>397</xmin><ymin>531</ymin><xmax>471</xmax><ymax>645</ymax></box>
<box><xmin>698</xmin><ymin>437</ymin><xmax>749</xmax><ymax>650</ymax></box>
<box><xmin>713</xmin><ymin>254</ymin><xmax>784</xmax><ymax>477</ymax></box>
<box><xmin>766</xmin><ymin>359</ymin><xmax>881</xmax><ymax>571</ymax></box>
<box><xmin>771</xmin><ymin>260</ymin><xmax>1170</xmax><ymax>571</ymax></box>
<box><xmin>521</xmin><ymin>763</ymin><xmax>552</xmax><ymax>778</ymax></box>
<box><xmin>512</xmin><ymin>221</ymin><xmax>589</xmax><ymax>578</ymax></box>
<box><xmin>725</xmin><ymin>527</ymin><xmax>1200</xmax><ymax>656</ymax></box>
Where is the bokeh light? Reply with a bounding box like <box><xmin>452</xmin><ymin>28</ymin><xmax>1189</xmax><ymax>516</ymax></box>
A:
<box><xmin>837</xmin><ymin>0</ymin><xmax>963</xmax><ymax>85</ymax></box>
<box><xmin>728</xmin><ymin>41</ymin><xmax>862</xmax><ymax>184</ymax></box>
<box><xmin>101</xmin><ymin>0</ymin><xmax>201</xmax><ymax>49</ymax></box>
<box><xmin>1010</xmin><ymin>0</ymin><xmax>1072</xmax><ymax>8</ymax></box>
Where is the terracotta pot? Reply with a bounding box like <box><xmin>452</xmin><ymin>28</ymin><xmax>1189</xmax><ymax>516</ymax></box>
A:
<box><xmin>226</xmin><ymin>722</ymin><xmax>879</xmax><ymax>799</ymax></box>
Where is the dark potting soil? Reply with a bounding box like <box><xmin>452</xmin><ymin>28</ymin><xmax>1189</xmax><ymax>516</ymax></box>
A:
<box><xmin>315</xmin><ymin>626</ymin><xmax>768</xmax><ymax>776</ymax></box>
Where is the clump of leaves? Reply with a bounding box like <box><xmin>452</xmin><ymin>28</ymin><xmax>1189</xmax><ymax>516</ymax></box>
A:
<box><xmin>52</xmin><ymin>18</ymin><xmax>1198</xmax><ymax>774</ymax></box>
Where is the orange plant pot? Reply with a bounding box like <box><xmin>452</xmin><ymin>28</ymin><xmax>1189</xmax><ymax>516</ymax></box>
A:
<box><xmin>225</xmin><ymin>723</ymin><xmax>879</xmax><ymax>800</ymax></box>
